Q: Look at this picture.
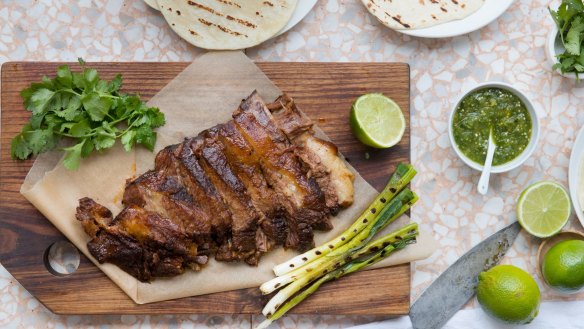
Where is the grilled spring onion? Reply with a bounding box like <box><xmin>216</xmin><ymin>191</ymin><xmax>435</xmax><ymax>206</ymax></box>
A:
<box><xmin>261</xmin><ymin>188</ymin><xmax>418</xmax><ymax>295</ymax></box>
<box><xmin>261</xmin><ymin>222</ymin><xmax>419</xmax><ymax>317</ymax></box>
<box><xmin>272</xmin><ymin>163</ymin><xmax>417</xmax><ymax>277</ymax></box>
<box><xmin>257</xmin><ymin>223</ymin><xmax>419</xmax><ymax>328</ymax></box>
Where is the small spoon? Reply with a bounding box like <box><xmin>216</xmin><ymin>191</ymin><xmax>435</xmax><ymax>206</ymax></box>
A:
<box><xmin>478</xmin><ymin>131</ymin><xmax>497</xmax><ymax>195</ymax></box>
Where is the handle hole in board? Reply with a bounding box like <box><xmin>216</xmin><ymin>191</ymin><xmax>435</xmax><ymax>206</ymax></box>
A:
<box><xmin>43</xmin><ymin>240</ymin><xmax>80</xmax><ymax>276</ymax></box>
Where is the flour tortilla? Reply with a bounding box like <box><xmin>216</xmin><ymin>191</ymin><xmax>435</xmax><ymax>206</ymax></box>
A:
<box><xmin>157</xmin><ymin>0</ymin><xmax>297</xmax><ymax>50</ymax></box>
<box><xmin>363</xmin><ymin>0</ymin><xmax>485</xmax><ymax>30</ymax></box>
<box><xmin>143</xmin><ymin>0</ymin><xmax>159</xmax><ymax>11</ymax></box>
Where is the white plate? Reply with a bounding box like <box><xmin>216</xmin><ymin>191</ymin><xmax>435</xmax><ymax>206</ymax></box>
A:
<box><xmin>144</xmin><ymin>0</ymin><xmax>317</xmax><ymax>38</ymax></box>
<box><xmin>395</xmin><ymin>0</ymin><xmax>515</xmax><ymax>38</ymax></box>
<box><xmin>276</xmin><ymin>0</ymin><xmax>318</xmax><ymax>37</ymax></box>
<box><xmin>569</xmin><ymin>126</ymin><xmax>584</xmax><ymax>227</ymax></box>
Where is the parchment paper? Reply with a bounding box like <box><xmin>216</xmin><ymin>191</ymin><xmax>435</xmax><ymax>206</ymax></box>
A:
<box><xmin>21</xmin><ymin>51</ymin><xmax>438</xmax><ymax>304</ymax></box>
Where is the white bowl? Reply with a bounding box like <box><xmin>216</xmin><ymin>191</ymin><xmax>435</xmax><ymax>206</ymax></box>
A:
<box><xmin>547</xmin><ymin>25</ymin><xmax>579</xmax><ymax>80</ymax></box>
<box><xmin>448</xmin><ymin>82</ymin><xmax>540</xmax><ymax>173</ymax></box>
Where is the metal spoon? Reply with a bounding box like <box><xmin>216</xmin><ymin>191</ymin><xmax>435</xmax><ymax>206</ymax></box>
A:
<box><xmin>478</xmin><ymin>131</ymin><xmax>497</xmax><ymax>195</ymax></box>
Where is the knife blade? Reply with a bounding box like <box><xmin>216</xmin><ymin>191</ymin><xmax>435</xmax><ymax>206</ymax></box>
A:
<box><xmin>410</xmin><ymin>221</ymin><xmax>521</xmax><ymax>329</ymax></box>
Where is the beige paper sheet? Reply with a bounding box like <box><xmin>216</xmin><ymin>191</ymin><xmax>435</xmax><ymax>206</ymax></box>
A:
<box><xmin>21</xmin><ymin>51</ymin><xmax>438</xmax><ymax>304</ymax></box>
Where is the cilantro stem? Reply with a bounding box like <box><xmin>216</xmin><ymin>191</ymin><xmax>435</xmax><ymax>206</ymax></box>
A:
<box><xmin>54</xmin><ymin>131</ymin><xmax>96</xmax><ymax>138</ymax></box>
<box><xmin>115</xmin><ymin>117</ymin><xmax>141</xmax><ymax>138</ymax></box>
<box><xmin>109</xmin><ymin>116</ymin><xmax>129</xmax><ymax>125</ymax></box>
<box><xmin>61</xmin><ymin>89</ymin><xmax>82</xmax><ymax>97</ymax></box>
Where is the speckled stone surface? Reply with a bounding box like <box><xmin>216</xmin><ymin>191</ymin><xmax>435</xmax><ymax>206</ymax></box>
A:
<box><xmin>1</xmin><ymin>0</ymin><xmax>583</xmax><ymax>328</ymax></box>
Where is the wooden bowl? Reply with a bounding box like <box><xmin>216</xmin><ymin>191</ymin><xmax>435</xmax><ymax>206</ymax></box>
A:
<box><xmin>537</xmin><ymin>230</ymin><xmax>584</xmax><ymax>287</ymax></box>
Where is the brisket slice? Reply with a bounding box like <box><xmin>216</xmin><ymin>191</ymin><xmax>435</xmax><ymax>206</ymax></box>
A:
<box><xmin>233</xmin><ymin>91</ymin><xmax>330</xmax><ymax>251</ymax></box>
<box><xmin>202</xmin><ymin>125</ymin><xmax>284</xmax><ymax>255</ymax></box>
<box><xmin>77</xmin><ymin>198</ymin><xmax>205</xmax><ymax>282</ymax></box>
<box><xmin>267</xmin><ymin>95</ymin><xmax>355</xmax><ymax>210</ymax></box>
<box><xmin>122</xmin><ymin>170</ymin><xmax>213</xmax><ymax>250</ymax></box>
<box><xmin>155</xmin><ymin>143</ymin><xmax>232</xmax><ymax>249</ymax></box>
<box><xmin>190</xmin><ymin>133</ymin><xmax>263</xmax><ymax>265</ymax></box>
<box><xmin>218</xmin><ymin>121</ymin><xmax>289</xmax><ymax>246</ymax></box>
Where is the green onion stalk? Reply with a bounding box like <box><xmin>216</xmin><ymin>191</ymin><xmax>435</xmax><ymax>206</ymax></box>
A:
<box><xmin>260</xmin><ymin>188</ymin><xmax>418</xmax><ymax>295</ymax></box>
<box><xmin>261</xmin><ymin>222</ymin><xmax>419</xmax><ymax>317</ymax></box>
<box><xmin>257</xmin><ymin>223</ymin><xmax>419</xmax><ymax>328</ymax></box>
<box><xmin>272</xmin><ymin>163</ymin><xmax>417</xmax><ymax>277</ymax></box>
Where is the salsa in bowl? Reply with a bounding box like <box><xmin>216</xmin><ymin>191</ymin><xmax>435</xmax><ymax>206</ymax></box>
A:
<box><xmin>448</xmin><ymin>82</ymin><xmax>540</xmax><ymax>173</ymax></box>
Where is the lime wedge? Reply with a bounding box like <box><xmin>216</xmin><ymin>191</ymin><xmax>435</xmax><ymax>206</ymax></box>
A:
<box><xmin>517</xmin><ymin>181</ymin><xmax>571</xmax><ymax>238</ymax></box>
<box><xmin>350</xmin><ymin>93</ymin><xmax>405</xmax><ymax>148</ymax></box>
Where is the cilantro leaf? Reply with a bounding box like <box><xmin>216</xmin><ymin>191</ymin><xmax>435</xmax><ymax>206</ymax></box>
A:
<box><xmin>134</xmin><ymin>125</ymin><xmax>157</xmax><ymax>151</ymax></box>
<box><xmin>72</xmin><ymin>72</ymin><xmax>85</xmax><ymax>88</ymax></box>
<box><xmin>56</xmin><ymin>65</ymin><xmax>72</xmax><ymax>87</ymax></box>
<box><xmin>69</xmin><ymin>119</ymin><xmax>91</xmax><ymax>137</ymax></box>
<box><xmin>95</xmin><ymin>80</ymin><xmax>109</xmax><ymax>94</ymax></box>
<box><xmin>566</xmin><ymin>16</ymin><xmax>584</xmax><ymax>55</ymax></box>
<box><xmin>149</xmin><ymin>109</ymin><xmax>166</xmax><ymax>128</ymax></box>
<box><xmin>108</xmin><ymin>74</ymin><xmax>122</xmax><ymax>92</ymax></box>
<box><xmin>81</xmin><ymin>138</ymin><xmax>94</xmax><ymax>158</ymax></box>
<box><xmin>11</xmin><ymin>133</ymin><xmax>32</xmax><ymax>160</ymax></box>
<box><xmin>94</xmin><ymin>134</ymin><xmax>116</xmax><ymax>150</ymax></box>
<box><xmin>60</xmin><ymin>95</ymin><xmax>82</xmax><ymax>121</ymax></box>
<box><xmin>63</xmin><ymin>140</ymin><xmax>85</xmax><ymax>170</ymax></box>
<box><xmin>27</xmin><ymin>129</ymin><xmax>56</xmax><ymax>155</ymax></box>
<box><xmin>94</xmin><ymin>127</ymin><xmax>116</xmax><ymax>151</ymax></box>
<box><xmin>550</xmin><ymin>7</ymin><xmax>562</xmax><ymax>28</ymax></box>
<box><xmin>121</xmin><ymin>130</ymin><xmax>136</xmax><ymax>152</ymax></box>
<box><xmin>83</xmin><ymin>92</ymin><xmax>112</xmax><ymax>121</ymax></box>
<box><xmin>83</xmin><ymin>68</ymin><xmax>99</xmax><ymax>90</ymax></box>
<box><xmin>44</xmin><ymin>113</ymin><xmax>65</xmax><ymax>129</ymax></box>
<box><xmin>29</xmin><ymin>88</ymin><xmax>55</xmax><ymax>115</ymax></box>
<box><xmin>30</xmin><ymin>113</ymin><xmax>45</xmax><ymax>129</ymax></box>
<box><xmin>567</xmin><ymin>0</ymin><xmax>584</xmax><ymax>11</ymax></box>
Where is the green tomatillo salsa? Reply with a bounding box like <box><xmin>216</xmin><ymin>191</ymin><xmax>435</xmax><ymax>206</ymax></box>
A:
<box><xmin>452</xmin><ymin>87</ymin><xmax>532</xmax><ymax>166</ymax></box>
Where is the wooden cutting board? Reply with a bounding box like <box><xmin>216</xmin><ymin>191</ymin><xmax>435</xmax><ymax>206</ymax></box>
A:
<box><xmin>0</xmin><ymin>62</ymin><xmax>410</xmax><ymax>315</ymax></box>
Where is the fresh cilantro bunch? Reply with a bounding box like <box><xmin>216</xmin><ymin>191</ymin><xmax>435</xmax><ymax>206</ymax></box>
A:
<box><xmin>550</xmin><ymin>0</ymin><xmax>584</xmax><ymax>78</ymax></box>
<box><xmin>11</xmin><ymin>59</ymin><xmax>165</xmax><ymax>170</ymax></box>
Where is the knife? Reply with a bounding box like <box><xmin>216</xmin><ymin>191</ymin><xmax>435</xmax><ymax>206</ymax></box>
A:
<box><xmin>410</xmin><ymin>221</ymin><xmax>522</xmax><ymax>329</ymax></box>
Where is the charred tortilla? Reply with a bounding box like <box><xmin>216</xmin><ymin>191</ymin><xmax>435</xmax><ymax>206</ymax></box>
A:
<box><xmin>158</xmin><ymin>0</ymin><xmax>297</xmax><ymax>50</ymax></box>
<box><xmin>362</xmin><ymin>0</ymin><xmax>485</xmax><ymax>30</ymax></box>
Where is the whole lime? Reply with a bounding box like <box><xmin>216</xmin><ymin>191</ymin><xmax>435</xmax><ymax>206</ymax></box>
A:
<box><xmin>542</xmin><ymin>239</ymin><xmax>584</xmax><ymax>293</ymax></box>
<box><xmin>476</xmin><ymin>265</ymin><xmax>540</xmax><ymax>324</ymax></box>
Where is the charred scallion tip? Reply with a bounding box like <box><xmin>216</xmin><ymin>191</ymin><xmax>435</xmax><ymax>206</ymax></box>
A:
<box><xmin>271</xmin><ymin>163</ymin><xmax>416</xmax><ymax>277</ymax></box>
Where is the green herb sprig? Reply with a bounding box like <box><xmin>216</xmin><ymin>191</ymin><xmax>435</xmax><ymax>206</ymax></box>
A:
<box><xmin>549</xmin><ymin>0</ymin><xmax>584</xmax><ymax>78</ymax></box>
<box><xmin>10</xmin><ymin>59</ymin><xmax>165</xmax><ymax>170</ymax></box>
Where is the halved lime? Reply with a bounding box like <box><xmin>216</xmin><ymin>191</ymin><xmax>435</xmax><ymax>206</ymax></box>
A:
<box><xmin>516</xmin><ymin>181</ymin><xmax>571</xmax><ymax>238</ymax></box>
<box><xmin>350</xmin><ymin>93</ymin><xmax>405</xmax><ymax>148</ymax></box>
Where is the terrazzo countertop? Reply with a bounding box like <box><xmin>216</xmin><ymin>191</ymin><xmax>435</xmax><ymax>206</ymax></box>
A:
<box><xmin>1</xmin><ymin>0</ymin><xmax>584</xmax><ymax>328</ymax></box>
